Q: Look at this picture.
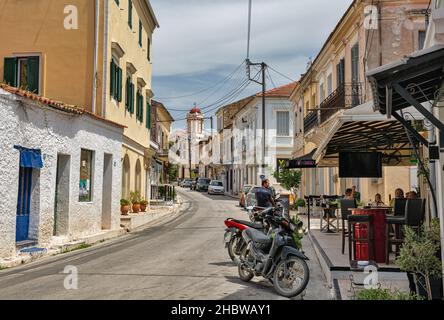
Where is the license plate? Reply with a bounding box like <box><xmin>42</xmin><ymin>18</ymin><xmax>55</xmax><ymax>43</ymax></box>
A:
<box><xmin>224</xmin><ymin>232</ymin><xmax>232</xmax><ymax>245</ymax></box>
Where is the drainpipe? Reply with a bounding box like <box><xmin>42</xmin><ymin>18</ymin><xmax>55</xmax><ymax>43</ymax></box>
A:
<box><xmin>92</xmin><ymin>0</ymin><xmax>100</xmax><ymax>114</ymax></box>
<box><xmin>102</xmin><ymin>0</ymin><xmax>109</xmax><ymax>118</ymax></box>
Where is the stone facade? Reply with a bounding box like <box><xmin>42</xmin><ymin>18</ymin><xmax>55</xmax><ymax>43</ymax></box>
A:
<box><xmin>0</xmin><ymin>88</ymin><xmax>123</xmax><ymax>259</ymax></box>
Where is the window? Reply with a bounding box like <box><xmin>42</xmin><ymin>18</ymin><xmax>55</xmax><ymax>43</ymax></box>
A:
<box><xmin>79</xmin><ymin>149</ymin><xmax>94</xmax><ymax>202</ymax></box>
<box><xmin>336</xmin><ymin>58</ymin><xmax>345</xmax><ymax>87</ymax></box>
<box><xmin>146</xmin><ymin>100</ymin><xmax>151</xmax><ymax>128</ymax></box>
<box><xmin>110</xmin><ymin>59</ymin><xmax>122</xmax><ymax>102</ymax></box>
<box><xmin>138</xmin><ymin>20</ymin><xmax>143</xmax><ymax>47</ymax></box>
<box><xmin>125</xmin><ymin>75</ymin><xmax>134</xmax><ymax>113</ymax></box>
<box><xmin>3</xmin><ymin>56</ymin><xmax>40</xmax><ymax>93</ymax></box>
<box><xmin>319</xmin><ymin>83</ymin><xmax>325</xmax><ymax>102</ymax></box>
<box><xmin>128</xmin><ymin>0</ymin><xmax>132</xmax><ymax>28</ymax></box>
<box><xmin>276</xmin><ymin>111</ymin><xmax>290</xmax><ymax>136</ymax></box>
<box><xmin>147</xmin><ymin>37</ymin><xmax>151</xmax><ymax>62</ymax></box>
<box><xmin>418</xmin><ymin>30</ymin><xmax>426</xmax><ymax>50</ymax></box>
<box><xmin>327</xmin><ymin>74</ymin><xmax>333</xmax><ymax>95</ymax></box>
<box><xmin>136</xmin><ymin>90</ymin><xmax>144</xmax><ymax>122</ymax></box>
<box><xmin>114</xmin><ymin>0</ymin><xmax>119</xmax><ymax>5</ymax></box>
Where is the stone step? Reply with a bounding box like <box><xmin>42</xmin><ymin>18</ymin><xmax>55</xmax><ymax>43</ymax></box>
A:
<box><xmin>16</xmin><ymin>240</ymin><xmax>38</xmax><ymax>251</ymax></box>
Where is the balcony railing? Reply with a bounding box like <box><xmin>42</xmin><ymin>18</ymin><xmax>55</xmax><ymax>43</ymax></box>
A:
<box><xmin>320</xmin><ymin>83</ymin><xmax>362</xmax><ymax>124</ymax></box>
<box><xmin>303</xmin><ymin>83</ymin><xmax>362</xmax><ymax>133</ymax></box>
<box><xmin>304</xmin><ymin>111</ymin><xmax>318</xmax><ymax>133</ymax></box>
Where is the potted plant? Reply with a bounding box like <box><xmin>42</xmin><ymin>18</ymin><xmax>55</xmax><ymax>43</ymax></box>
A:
<box><xmin>396</xmin><ymin>220</ymin><xmax>443</xmax><ymax>300</ymax></box>
<box><xmin>130</xmin><ymin>191</ymin><xmax>141</xmax><ymax>213</ymax></box>
<box><xmin>295</xmin><ymin>198</ymin><xmax>307</xmax><ymax>214</ymax></box>
<box><xmin>140</xmin><ymin>199</ymin><xmax>149</xmax><ymax>212</ymax></box>
<box><xmin>120</xmin><ymin>199</ymin><xmax>130</xmax><ymax>216</ymax></box>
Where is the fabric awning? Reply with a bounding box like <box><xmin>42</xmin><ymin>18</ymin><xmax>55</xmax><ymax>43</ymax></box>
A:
<box><xmin>14</xmin><ymin>146</ymin><xmax>43</xmax><ymax>169</ymax></box>
<box><xmin>286</xmin><ymin>149</ymin><xmax>317</xmax><ymax>169</ymax></box>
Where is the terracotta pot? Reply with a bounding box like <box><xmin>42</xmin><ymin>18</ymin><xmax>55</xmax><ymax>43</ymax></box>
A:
<box><xmin>140</xmin><ymin>204</ymin><xmax>147</xmax><ymax>212</ymax></box>
<box><xmin>132</xmin><ymin>204</ymin><xmax>141</xmax><ymax>213</ymax></box>
<box><xmin>121</xmin><ymin>205</ymin><xmax>130</xmax><ymax>216</ymax></box>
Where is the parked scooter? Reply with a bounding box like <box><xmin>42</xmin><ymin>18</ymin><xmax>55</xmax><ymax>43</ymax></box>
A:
<box><xmin>238</xmin><ymin>210</ymin><xmax>309</xmax><ymax>298</ymax></box>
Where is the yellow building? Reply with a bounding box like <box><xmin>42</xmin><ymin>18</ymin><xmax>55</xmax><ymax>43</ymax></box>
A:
<box><xmin>0</xmin><ymin>0</ymin><xmax>159</xmax><ymax>201</ymax></box>
<box><xmin>290</xmin><ymin>0</ymin><xmax>429</xmax><ymax>203</ymax></box>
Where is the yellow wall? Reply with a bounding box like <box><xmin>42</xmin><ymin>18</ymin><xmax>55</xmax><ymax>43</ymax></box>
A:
<box><xmin>0</xmin><ymin>0</ymin><xmax>95</xmax><ymax>110</ymax></box>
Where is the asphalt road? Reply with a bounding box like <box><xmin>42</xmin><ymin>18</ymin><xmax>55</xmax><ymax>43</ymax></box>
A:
<box><xmin>0</xmin><ymin>189</ymin><xmax>330</xmax><ymax>300</ymax></box>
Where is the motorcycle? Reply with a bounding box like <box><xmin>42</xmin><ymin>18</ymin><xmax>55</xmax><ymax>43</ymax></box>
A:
<box><xmin>237</xmin><ymin>211</ymin><xmax>309</xmax><ymax>298</ymax></box>
<box><xmin>223</xmin><ymin>217</ymin><xmax>265</xmax><ymax>264</ymax></box>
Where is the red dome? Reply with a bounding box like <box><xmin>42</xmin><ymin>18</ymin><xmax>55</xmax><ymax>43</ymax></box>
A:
<box><xmin>190</xmin><ymin>107</ymin><xmax>202</xmax><ymax>114</ymax></box>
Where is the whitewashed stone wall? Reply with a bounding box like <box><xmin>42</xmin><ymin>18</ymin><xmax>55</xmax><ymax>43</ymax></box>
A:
<box><xmin>0</xmin><ymin>89</ymin><xmax>123</xmax><ymax>259</ymax></box>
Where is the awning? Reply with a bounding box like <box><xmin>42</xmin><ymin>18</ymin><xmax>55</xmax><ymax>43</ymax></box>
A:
<box><xmin>367</xmin><ymin>45</ymin><xmax>444</xmax><ymax>135</ymax></box>
<box><xmin>14</xmin><ymin>146</ymin><xmax>43</xmax><ymax>169</ymax></box>
<box><xmin>286</xmin><ymin>149</ymin><xmax>317</xmax><ymax>169</ymax></box>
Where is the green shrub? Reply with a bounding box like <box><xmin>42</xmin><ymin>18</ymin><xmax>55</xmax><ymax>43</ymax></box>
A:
<box><xmin>120</xmin><ymin>199</ymin><xmax>130</xmax><ymax>206</ymax></box>
<box><xmin>356</xmin><ymin>288</ymin><xmax>423</xmax><ymax>300</ymax></box>
<box><xmin>295</xmin><ymin>198</ymin><xmax>306</xmax><ymax>208</ymax></box>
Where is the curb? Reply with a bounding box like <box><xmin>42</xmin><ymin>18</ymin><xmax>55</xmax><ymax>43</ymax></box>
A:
<box><xmin>0</xmin><ymin>199</ymin><xmax>184</xmax><ymax>270</ymax></box>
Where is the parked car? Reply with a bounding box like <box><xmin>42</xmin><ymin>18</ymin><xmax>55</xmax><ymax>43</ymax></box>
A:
<box><xmin>208</xmin><ymin>180</ymin><xmax>225</xmax><ymax>195</ymax></box>
<box><xmin>245</xmin><ymin>185</ymin><xmax>262</xmax><ymax>208</ymax></box>
<box><xmin>181</xmin><ymin>179</ymin><xmax>193</xmax><ymax>188</ymax></box>
<box><xmin>239</xmin><ymin>185</ymin><xmax>253</xmax><ymax>207</ymax></box>
<box><xmin>196</xmin><ymin>178</ymin><xmax>211</xmax><ymax>192</ymax></box>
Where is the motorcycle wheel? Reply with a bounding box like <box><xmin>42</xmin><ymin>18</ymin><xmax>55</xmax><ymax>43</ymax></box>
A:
<box><xmin>273</xmin><ymin>256</ymin><xmax>309</xmax><ymax>298</ymax></box>
<box><xmin>238</xmin><ymin>263</ymin><xmax>254</xmax><ymax>282</ymax></box>
<box><xmin>227</xmin><ymin>236</ymin><xmax>240</xmax><ymax>263</ymax></box>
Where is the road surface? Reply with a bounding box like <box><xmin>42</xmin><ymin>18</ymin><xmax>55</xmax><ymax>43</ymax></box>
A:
<box><xmin>0</xmin><ymin>189</ymin><xmax>330</xmax><ymax>300</ymax></box>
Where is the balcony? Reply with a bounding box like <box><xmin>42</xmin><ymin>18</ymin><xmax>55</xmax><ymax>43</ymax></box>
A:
<box><xmin>304</xmin><ymin>111</ymin><xmax>318</xmax><ymax>133</ymax></box>
<box><xmin>303</xmin><ymin>83</ymin><xmax>362</xmax><ymax>133</ymax></box>
<box><xmin>320</xmin><ymin>83</ymin><xmax>362</xmax><ymax>124</ymax></box>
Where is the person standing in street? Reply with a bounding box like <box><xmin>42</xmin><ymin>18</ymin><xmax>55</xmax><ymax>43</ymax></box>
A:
<box><xmin>255</xmin><ymin>179</ymin><xmax>276</xmax><ymax>208</ymax></box>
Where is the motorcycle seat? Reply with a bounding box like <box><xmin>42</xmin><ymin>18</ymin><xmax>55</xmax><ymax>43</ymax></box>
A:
<box><xmin>245</xmin><ymin>228</ymin><xmax>272</xmax><ymax>246</ymax></box>
<box><xmin>231</xmin><ymin>219</ymin><xmax>263</xmax><ymax>230</ymax></box>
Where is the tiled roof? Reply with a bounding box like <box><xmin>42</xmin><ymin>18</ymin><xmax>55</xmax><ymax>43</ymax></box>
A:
<box><xmin>256</xmin><ymin>81</ymin><xmax>299</xmax><ymax>98</ymax></box>
<box><xmin>0</xmin><ymin>84</ymin><xmax>125</xmax><ymax>129</ymax></box>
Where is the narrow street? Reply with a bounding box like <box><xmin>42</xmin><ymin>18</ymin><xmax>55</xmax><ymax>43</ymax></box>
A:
<box><xmin>0</xmin><ymin>189</ymin><xmax>330</xmax><ymax>300</ymax></box>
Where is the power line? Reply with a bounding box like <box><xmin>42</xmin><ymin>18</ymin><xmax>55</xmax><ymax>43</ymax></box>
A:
<box><xmin>268</xmin><ymin>66</ymin><xmax>296</xmax><ymax>82</ymax></box>
<box><xmin>155</xmin><ymin>61</ymin><xmax>246</xmax><ymax>101</ymax></box>
<box><xmin>266</xmin><ymin>68</ymin><xmax>277</xmax><ymax>89</ymax></box>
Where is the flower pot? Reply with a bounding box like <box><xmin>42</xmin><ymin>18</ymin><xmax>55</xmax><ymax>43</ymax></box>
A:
<box><xmin>140</xmin><ymin>204</ymin><xmax>147</xmax><ymax>212</ymax></box>
<box><xmin>132</xmin><ymin>204</ymin><xmax>141</xmax><ymax>213</ymax></box>
<box><xmin>120</xmin><ymin>205</ymin><xmax>130</xmax><ymax>216</ymax></box>
<box><xmin>416</xmin><ymin>274</ymin><xmax>443</xmax><ymax>300</ymax></box>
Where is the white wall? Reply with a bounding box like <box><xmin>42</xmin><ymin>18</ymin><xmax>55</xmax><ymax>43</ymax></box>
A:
<box><xmin>0</xmin><ymin>89</ymin><xmax>123</xmax><ymax>259</ymax></box>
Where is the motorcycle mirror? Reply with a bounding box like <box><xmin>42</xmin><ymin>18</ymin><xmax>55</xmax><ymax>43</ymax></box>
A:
<box><xmin>246</xmin><ymin>206</ymin><xmax>254</xmax><ymax>211</ymax></box>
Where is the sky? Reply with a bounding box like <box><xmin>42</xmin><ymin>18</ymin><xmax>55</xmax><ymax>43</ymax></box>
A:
<box><xmin>149</xmin><ymin>0</ymin><xmax>353</xmax><ymax>130</ymax></box>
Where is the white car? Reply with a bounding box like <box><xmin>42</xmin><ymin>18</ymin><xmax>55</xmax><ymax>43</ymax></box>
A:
<box><xmin>208</xmin><ymin>180</ymin><xmax>225</xmax><ymax>195</ymax></box>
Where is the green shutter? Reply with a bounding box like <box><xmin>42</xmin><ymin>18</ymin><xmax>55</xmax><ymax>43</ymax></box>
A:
<box><xmin>140</xmin><ymin>95</ymin><xmax>144</xmax><ymax>121</ymax></box>
<box><xmin>117</xmin><ymin>67</ymin><xmax>122</xmax><ymax>102</ymax></box>
<box><xmin>139</xmin><ymin>20</ymin><xmax>142</xmax><ymax>47</ymax></box>
<box><xmin>146</xmin><ymin>101</ymin><xmax>151</xmax><ymax>129</ymax></box>
<box><xmin>3</xmin><ymin>57</ymin><xmax>18</xmax><ymax>87</ymax></box>
<box><xmin>130</xmin><ymin>83</ymin><xmax>135</xmax><ymax>114</ymax></box>
<box><xmin>110</xmin><ymin>61</ymin><xmax>115</xmax><ymax>98</ymax></box>
<box><xmin>27</xmin><ymin>57</ymin><xmax>40</xmax><ymax>93</ymax></box>
<box><xmin>125</xmin><ymin>77</ymin><xmax>130</xmax><ymax>109</ymax></box>
<box><xmin>128</xmin><ymin>0</ymin><xmax>133</xmax><ymax>28</ymax></box>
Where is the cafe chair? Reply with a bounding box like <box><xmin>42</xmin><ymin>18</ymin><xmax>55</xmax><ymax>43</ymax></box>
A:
<box><xmin>340</xmin><ymin>199</ymin><xmax>357</xmax><ymax>254</ymax></box>
<box><xmin>385</xmin><ymin>199</ymin><xmax>426</xmax><ymax>264</ymax></box>
<box><xmin>320</xmin><ymin>205</ymin><xmax>339</xmax><ymax>233</ymax></box>
<box><xmin>348</xmin><ymin>215</ymin><xmax>375</xmax><ymax>262</ymax></box>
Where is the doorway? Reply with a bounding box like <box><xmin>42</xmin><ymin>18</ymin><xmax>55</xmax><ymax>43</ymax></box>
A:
<box><xmin>102</xmin><ymin>154</ymin><xmax>113</xmax><ymax>230</ymax></box>
<box><xmin>54</xmin><ymin>155</ymin><xmax>70</xmax><ymax>236</ymax></box>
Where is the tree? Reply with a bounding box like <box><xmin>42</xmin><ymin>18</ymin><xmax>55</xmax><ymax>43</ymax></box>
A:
<box><xmin>273</xmin><ymin>166</ymin><xmax>302</xmax><ymax>201</ymax></box>
<box><xmin>166</xmin><ymin>163</ymin><xmax>179</xmax><ymax>183</ymax></box>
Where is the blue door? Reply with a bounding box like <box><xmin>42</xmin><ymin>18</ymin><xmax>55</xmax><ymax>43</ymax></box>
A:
<box><xmin>16</xmin><ymin>167</ymin><xmax>32</xmax><ymax>242</ymax></box>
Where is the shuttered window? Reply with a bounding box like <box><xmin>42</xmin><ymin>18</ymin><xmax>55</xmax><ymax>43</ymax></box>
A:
<box><xmin>146</xmin><ymin>101</ymin><xmax>151</xmax><ymax>129</ymax></box>
<box><xmin>138</xmin><ymin>20</ymin><xmax>143</xmax><ymax>47</ymax></box>
<box><xmin>3</xmin><ymin>57</ymin><xmax>39</xmax><ymax>93</ymax></box>
<box><xmin>110</xmin><ymin>60</ymin><xmax>122</xmax><ymax>102</ymax></box>
<box><xmin>276</xmin><ymin>111</ymin><xmax>290</xmax><ymax>136</ymax></box>
<box><xmin>128</xmin><ymin>0</ymin><xmax>133</xmax><ymax>28</ymax></box>
<box><xmin>136</xmin><ymin>91</ymin><xmax>144</xmax><ymax>122</ymax></box>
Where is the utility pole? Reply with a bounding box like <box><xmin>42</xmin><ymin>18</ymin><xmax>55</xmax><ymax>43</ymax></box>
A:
<box><xmin>188</xmin><ymin>136</ymin><xmax>192</xmax><ymax>179</ymax></box>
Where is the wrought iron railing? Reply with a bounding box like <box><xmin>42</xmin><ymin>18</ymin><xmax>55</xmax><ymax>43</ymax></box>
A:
<box><xmin>304</xmin><ymin>111</ymin><xmax>318</xmax><ymax>133</ymax></box>
<box><xmin>150</xmin><ymin>184</ymin><xmax>176</xmax><ymax>202</ymax></box>
<box><xmin>319</xmin><ymin>83</ymin><xmax>362</xmax><ymax>124</ymax></box>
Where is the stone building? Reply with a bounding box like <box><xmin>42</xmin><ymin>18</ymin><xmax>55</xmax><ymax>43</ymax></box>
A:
<box><xmin>0</xmin><ymin>85</ymin><xmax>124</xmax><ymax>260</ymax></box>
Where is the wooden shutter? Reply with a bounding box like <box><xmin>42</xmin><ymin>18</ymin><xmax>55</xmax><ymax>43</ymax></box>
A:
<box><xmin>130</xmin><ymin>83</ymin><xmax>135</xmax><ymax>114</ymax></box>
<box><xmin>146</xmin><ymin>101</ymin><xmax>151</xmax><ymax>129</ymax></box>
<box><xmin>128</xmin><ymin>0</ymin><xmax>133</xmax><ymax>28</ymax></box>
<box><xmin>3</xmin><ymin>57</ymin><xmax>18</xmax><ymax>87</ymax></box>
<box><xmin>125</xmin><ymin>77</ymin><xmax>130</xmax><ymax>109</ymax></box>
<box><xmin>27</xmin><ymin>57</ymin><xmax>40</xmax><ymax>94</ymax></box>
<box><xmin>117</xmin><ymin>67</ymin><xmax>122</xmax><ymax>102</ymax></box>
<box><xmin>110</xmin><ymin>60</ymin><xmax>115</xmax><ymax>98</ymax></box>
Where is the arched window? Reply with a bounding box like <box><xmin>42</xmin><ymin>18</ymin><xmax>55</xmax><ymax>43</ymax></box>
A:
<box><xmin>135</xmin><ymin>159</ymin><xmax>142</xmax><ymax>194</ymax></box>
<box><xmin>122</xmin><ymin>155</ymin><xmax>130</xmax><ymax>199</ymax></box>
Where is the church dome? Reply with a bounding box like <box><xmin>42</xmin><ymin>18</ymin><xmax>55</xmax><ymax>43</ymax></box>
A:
<box><xmin>190</xmin><ymin>107</ymin><xmax>202</xmax><ymax>114</ymax></box>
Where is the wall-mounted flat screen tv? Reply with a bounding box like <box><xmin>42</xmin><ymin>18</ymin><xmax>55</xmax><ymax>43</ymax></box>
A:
<box><xmin>339</xmin><ymin>152</ymin><xmax>383</xmax><ymax>178</ymax></box>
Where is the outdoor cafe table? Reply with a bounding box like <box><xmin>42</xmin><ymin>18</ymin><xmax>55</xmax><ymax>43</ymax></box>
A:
<box><xmin>349</xmin><ymin>208</ymin><xmax>390</xmax><ymax>263</ymax></box>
